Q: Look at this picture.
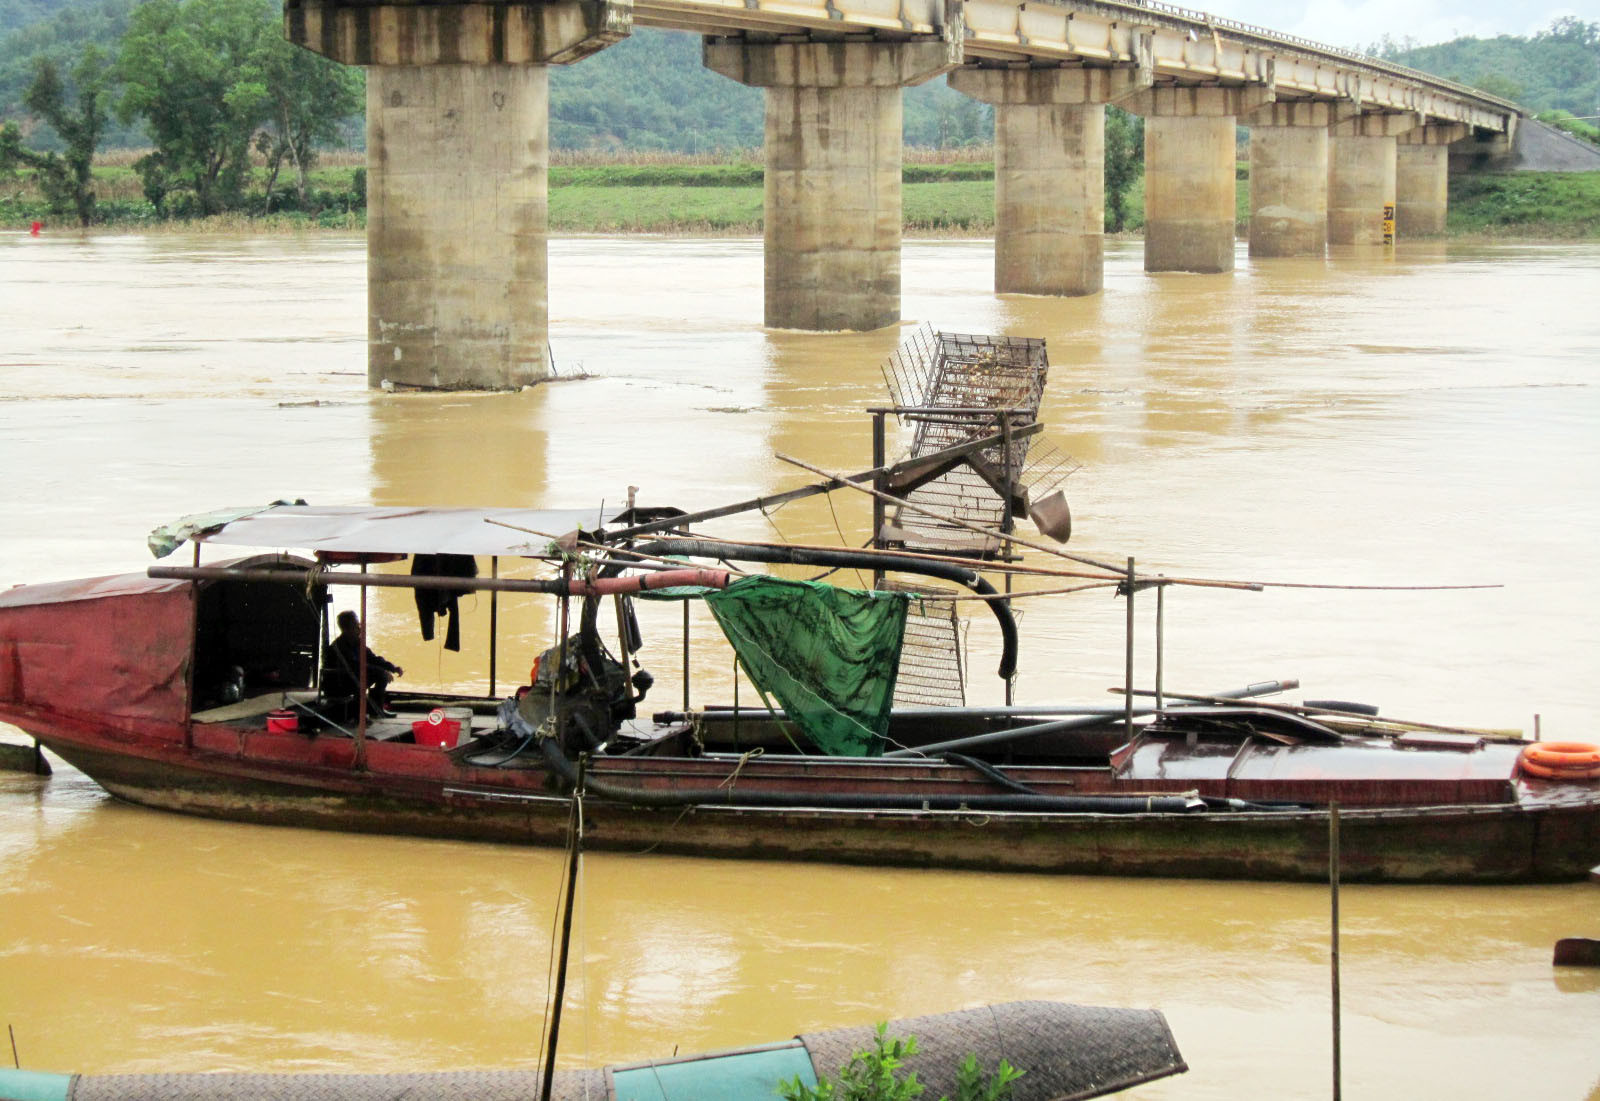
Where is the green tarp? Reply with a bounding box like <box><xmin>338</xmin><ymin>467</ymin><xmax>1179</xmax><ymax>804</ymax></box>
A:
<box><xmin>703</xmin><ymin>575</ymin><xmax>909</xmax><ymax>757</ymax></box>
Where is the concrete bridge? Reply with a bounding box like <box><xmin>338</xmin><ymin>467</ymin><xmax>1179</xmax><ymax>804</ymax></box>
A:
<box><xmin>283</xmin><ymin>0</ymin><xmax>1521</xmax><ymax>390</ymax></box>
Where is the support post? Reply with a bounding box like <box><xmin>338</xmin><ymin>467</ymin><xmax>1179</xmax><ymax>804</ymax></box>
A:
<box><xmin>949</xmin><ymin>67</ymin><xmax>1148</xmax><ymax>296</ymax></box>
<box><xmin>1243</xmin><ymin>102</ymin><xmax>1332</xmax><ymax>258</ymax></box>
<box><xmin>1396</xmin><ymin>123</ymin><xmax>1466</xmax><ymax>238</ymax></box>
<box><xmin>705</xmin><ymin>37</ymin><xmax>960</xmax><ymax>331</ymax></box>
<box><xmin>1123</xmin><ymin>86</ymin><xmax>1271</xmax><ymax>274</ymax></box>
<box><xmin>287</xmin><ymin>0</ymin><xmax>629</xmax><ymax>390</ymax></box>
<box><xmin>1328</xmin><ymin>111</ymin><xmax>1417</xmax><ymax>247</ymax></box>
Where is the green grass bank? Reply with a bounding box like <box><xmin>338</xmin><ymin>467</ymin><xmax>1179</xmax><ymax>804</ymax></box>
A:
<box><xmin>4</xmin><ymin>159</ymin><xmax>1598</xmax><ymax>238</ymax></box>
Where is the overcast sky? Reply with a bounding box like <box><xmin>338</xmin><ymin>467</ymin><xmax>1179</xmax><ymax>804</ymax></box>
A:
<box><xmin>1187</xmin><ymin>1</ymin><xmax>1598</xmax><ymax>51</ymax></box>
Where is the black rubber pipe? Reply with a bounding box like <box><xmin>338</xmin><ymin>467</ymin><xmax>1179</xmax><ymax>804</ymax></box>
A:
<box><xmin>634</xmin><ymin>538</ymin><xmax>1020</xmax><ymax>680</ymax></box>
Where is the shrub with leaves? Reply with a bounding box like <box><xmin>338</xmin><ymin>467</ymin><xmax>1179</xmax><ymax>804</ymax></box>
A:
<box><xmin>778</xmin><ymin>1023</ymin><xmax>1024</xmax><ymax>1101</ymax></box>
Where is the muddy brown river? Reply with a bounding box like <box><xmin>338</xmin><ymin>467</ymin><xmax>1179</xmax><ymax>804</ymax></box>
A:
<box><xmin>1</xmin><ymin>231</ymin><xmax>1598</xmax><ymax>1097</ymax></box>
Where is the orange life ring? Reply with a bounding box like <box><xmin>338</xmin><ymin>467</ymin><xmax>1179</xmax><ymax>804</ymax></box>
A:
<box><xmin>1520</xmin><ymin>741</ymin><xmax>1600</xmax><ymax>781</ymax></box>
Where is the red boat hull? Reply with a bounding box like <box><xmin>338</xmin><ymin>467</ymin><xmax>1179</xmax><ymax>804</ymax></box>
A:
<box><xmin>17</xmin><ymin>708</ymin><xmax>1600</xmax><ymax>884</ymax></box>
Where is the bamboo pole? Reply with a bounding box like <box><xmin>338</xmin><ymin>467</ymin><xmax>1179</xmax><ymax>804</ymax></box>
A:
<box><xmin>1124</xmin><ymin>557</ymin><xmax>1136</xmax><ymax>737</ymax></box>
<box><xmin>1331</xmin><ymin>802</ymin><xmax>1343</xmax><ymax>1101</ymax></box>
<box><xmin>776</xmin><ymin>451</ymin><xmax>1128</xmax><ymax>574</ymax></box>
<box><xmin>539</xmin><ymin>757</ymin><xmax>585</xmax><ymax>1101</ymax></box>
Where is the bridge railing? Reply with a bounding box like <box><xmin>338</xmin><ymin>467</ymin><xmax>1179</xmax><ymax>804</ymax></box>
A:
<box><xmin>1109</xmin><ymin>0</ymin><xmax>1521</xmax><ymax>116</ymax></box>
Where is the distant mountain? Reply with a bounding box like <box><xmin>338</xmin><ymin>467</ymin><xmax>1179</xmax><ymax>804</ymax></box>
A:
<box><xmin>549</xmin><ymin>28</ymin><xmax>990</xmax><ymax>153</ymax></box>
<box><xmin>0</xmin><ymin>0</ymin><xmax>139</xmax><ymax>145</ymax></box>
<box><xmin>1372</xmin><ymin>17</ymin><xmax>1600</xmax><ymax>117</ymax></box>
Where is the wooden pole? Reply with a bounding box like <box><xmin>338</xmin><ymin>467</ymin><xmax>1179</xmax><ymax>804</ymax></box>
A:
<box><xmin>1155</xmin><ymin>578</ymin><xmax>1166</xmax><ymax>714</ymax></box>
<box><xmin>1330</xmin><ymin>802</ymin><xmax>1343</xmax><ymax>1101</ymax></box>
<box><xmin>1124</xmin><ymin>557</ymin><xmax>1136</xmax><ymax>738</ymax></box>
<box><xmin>539</xmin><ymin>757</ymin><xmax>585</xmax><ymax>1101</ymax></box>
<box><xmin>776</xmin><ymin>451</ymin><xmax>1127</xmax><ymax>574</ymax></box>
<box><xmin>355</xmin><ymin>565</ymin><xmax>368</xmax><ymax>771</ymax></box>
<box><xmin>489</xmin><ymin>557</ymin><xmax>499</xmax><ymax>699</ymax></box>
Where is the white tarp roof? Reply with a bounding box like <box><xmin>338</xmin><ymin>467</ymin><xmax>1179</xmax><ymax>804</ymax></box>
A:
<box><xmin>149</xmin><ymin>504</ymin><xmax>628</xmax><ymax>559</ymax></box>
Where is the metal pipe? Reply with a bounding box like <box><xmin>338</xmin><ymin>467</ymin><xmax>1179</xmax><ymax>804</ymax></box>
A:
<box><xmin>147</xmin><ymin>565</ymin><xmax>727</xmax><ymax>597</ymax></box>
<box><xmin>881</xmin><ymin>681</ymin><xmax>1298</xmax><ymax>759</ymax></box>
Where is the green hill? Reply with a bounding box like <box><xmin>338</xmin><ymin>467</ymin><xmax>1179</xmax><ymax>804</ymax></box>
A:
<box><xmin>1372</xmin><ymin>18</ymin><xmax>1600</xmax><ymax>117</ymax></box>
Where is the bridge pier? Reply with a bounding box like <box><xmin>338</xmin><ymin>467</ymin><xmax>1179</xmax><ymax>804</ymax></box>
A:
<box><xmin>1328</xmin><ymin>112</ymin><xmax>1417</xmax><ymax>247</ymax></box>
<box><xmin>1124</xmin><ymin>87</ymin><xmax>1265</xmax><ymax>274</ymax></box>
<box><xmin>949</xmin><ymin>68</ymin><xmax>1145</xmax><ymax>296</ymax></box>
<box><xmin>287</xmin><ymin>0</ymin><xmax>627</xmax><ymax>390</ymax></box>
<box><xmin>706</xmin><ymin>38</ymin><xmax>958</xmax><ymax>331</ymax></box>
<box><xmin>1244</xmin><ymin>102</ymin><xmax>1331</xmax><ymax>258</ymax></box>
<box><xmin>1396</xmin><ymin>124</ymin><xmax>1468</xmax><ymax>237</ymax></box>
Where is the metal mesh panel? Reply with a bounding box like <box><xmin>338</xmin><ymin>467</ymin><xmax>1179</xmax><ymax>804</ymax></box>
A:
<box><xmin>878</xmin><ymin>579</ymin><xmax>966</xmax><ymax>707</ymax></box>
<box><xmin>880</xmin><ymin>328</ymin><xmax>1051</xmax><ymax>558</ymax></box>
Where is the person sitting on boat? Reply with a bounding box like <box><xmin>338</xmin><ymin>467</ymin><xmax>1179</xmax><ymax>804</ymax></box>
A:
<box><xmin>323</xmin><ymin>611</ymin><xmax>404</xmax><ymax>719</ymax></box>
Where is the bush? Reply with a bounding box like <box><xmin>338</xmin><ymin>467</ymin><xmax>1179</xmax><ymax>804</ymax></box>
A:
<box><xmin>778</xmin><ymin>1024</ymin><xmax>1023</xmax><ymax>1101</ymax></box>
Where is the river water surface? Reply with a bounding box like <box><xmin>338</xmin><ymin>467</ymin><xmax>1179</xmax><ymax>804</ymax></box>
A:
<box><xmin>1</xmin><ymin>231</ymin><xmax>1598</xmax><ymax>1098</ymax></box>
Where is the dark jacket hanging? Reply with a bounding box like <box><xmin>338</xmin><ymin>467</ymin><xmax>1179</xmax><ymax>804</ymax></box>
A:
<box><xmin>412</xmin><ymin>553</ymin><xmax>478</xmax><ymax>651</ymax></box>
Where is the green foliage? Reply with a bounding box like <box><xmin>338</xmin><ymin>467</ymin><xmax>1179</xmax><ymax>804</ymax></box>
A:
<box><xmin>116</xmin><ymin>0</ymin><xmax>269</xmax><ymax>213</ymax></box>
<box><xmin>551</xmin><ymin>162</ymin><xmax>763</xmax><ymax>188</ymax></box>
<box><xmin>777</xmin><ymin>1025</ymin><xmax>1023</xmax><ymax>1101</ymax></box>
<box><xmin>111</xmin><ymin>0</ymin><xmax>357</xmax><ymax>218</ymax></box>
<box><xmin>0</xmin><ymin>45</ymin><xmax>108</xmax><ymax>225</ymax></box>
<box><xmin>546</xmin><ymin>29</ymin><xmax>990</xmax><ymax>153</ymax></box>
<box><xmin>903</xmin><ymin>75</ymin><xmax>992</xmax><ymax>150</ymax></box>
<box><xmin>549</xmin><ymin>181</ymin><xmax>762</xmax><ymax>232</ymax></box>
<box><xmin>902</xmin><ymin>163</ymin><xmax>991</xmax><ymax>184</ymax></box>
<box><xmin>1104</xmin><ymin>105</ymin><xmax>1143</xmax><ymax>233</ymax></box>
<box><xmin>1447</xmin><ymin>171</ymin><xmax>1600</xmax><ymax>236</ymax></box>
<box><xmin>252</xmin><ymin>30</ymin><xmax>362</xmax><ymax>211</ymax></box>
<box><xmin>1371</xmin><ymin>17</ymin><xmax>1600</xmax><ymax>115</ymax></box>
<box><xmin>550</xmin><ymin>28</ymin><xmax>761</xmax><ymax>154</ymax></box>
<box><xmin>1538</xmin><ymin>110</ymin><xmax>1600</xmax><ymax>146</ymax></box>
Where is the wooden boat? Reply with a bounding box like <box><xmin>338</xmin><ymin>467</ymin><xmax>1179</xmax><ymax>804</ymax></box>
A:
<box><xmin>1</xmin><ymin>493</ymin><xmax>1596</xmax><ymax>884</ymax></box>
<box><xmin>0</xmin><ymin>1000</ymin><xmax>1186</xmax><ymax>1100</ymax></box>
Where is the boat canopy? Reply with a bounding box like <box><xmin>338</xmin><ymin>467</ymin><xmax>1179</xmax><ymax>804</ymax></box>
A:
<box><xmin>148</xmin><ymin>503</ymin><xmax>632</xmax><ymax>559</ymax></box>
<box><xmin>0</xmin><ymin>555</ymin><xmax>320</xmax><ymax>727</ymax></box>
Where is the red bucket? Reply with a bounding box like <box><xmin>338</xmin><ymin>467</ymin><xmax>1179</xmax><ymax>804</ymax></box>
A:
<box><xmin>413</xmin><ymin>717</ymin><xmax>460</xmax><ymax>747</ymax></box>
<box><xmin>266</xmin><ymin>709</ymin><xmax>299</xmax><ymax>734</ymax></box>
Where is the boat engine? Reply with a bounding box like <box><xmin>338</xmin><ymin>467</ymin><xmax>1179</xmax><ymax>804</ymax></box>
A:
<box><xmin>513</xmin><ymin>620</ymin><xmax>652</xmax><ymax>753</ymax></box>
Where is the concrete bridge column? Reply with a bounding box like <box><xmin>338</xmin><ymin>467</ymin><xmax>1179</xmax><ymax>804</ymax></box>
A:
<box><xmin>1328</xmin><ymin>112</ymin><xmax>1417</xmax><ymax>247</ymax></box>
<box><xmin>706</xmin><ymin>38</ymin><xmax>958</xmax><ymax>331</ymax></box>
<box><xmin>1397</xmin><ymin>124</ymin><xmax>1468</xmax><ymax>237</ymax></box>
<box><xmin>948</xmin><ymin>68</ymin><xmax>1145</xmax><ymax>296</ymax></box>
<box><xmin>1243</xmin><ymin>102</ymin><xmax>1332</xmax><ymax>258</ymax></box>
<box><xmin>1124</xmin><ymin>86</ymin><xmax>1268</xmax><ymax>274</ymax></box>
<box><xmin>287</xmin><ymin>1</ymin><xmax>628</xmax><ymax>390</ymax></box>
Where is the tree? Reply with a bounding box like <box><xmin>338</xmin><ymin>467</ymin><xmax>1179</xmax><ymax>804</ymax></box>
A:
<box><xmin>1104</xmin><ymin>105</ymin><xmax>1143</xmax><ymax>233</ymax></box>
<box><xmin>114</xmin><ymin>0</ymin><xmax>273</xmax><ymax>215</ymax></box>
<box><xmin>0</xmin><ymin>45</ymin><xmax>109</xmax><ymax>225</ymax></box>
<box><xmin>252</xmin><ymin>33</ymin><xmax>361</xmax><ymax>211</ymax></box>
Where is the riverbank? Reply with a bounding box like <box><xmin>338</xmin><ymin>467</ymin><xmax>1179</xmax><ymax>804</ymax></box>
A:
<box><xmin>4</xmin><ymin>160</ymin><xmax>1597</xmax><ymax>238</ymax></box>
